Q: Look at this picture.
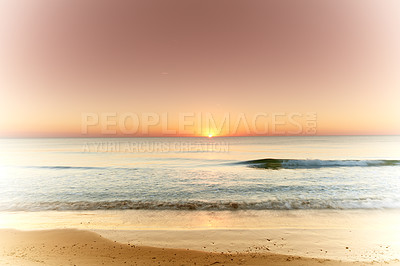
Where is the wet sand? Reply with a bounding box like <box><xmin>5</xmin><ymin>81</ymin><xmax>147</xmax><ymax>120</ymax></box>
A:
<box><xmin>1</xmin><ymin>210</ymin><xmax>400</xmax><ymax>265</ymax></box>
<box><xmin>0</xmin><ymin>229</ymin><xmax>380</xmax><ymax>265</ymax></box>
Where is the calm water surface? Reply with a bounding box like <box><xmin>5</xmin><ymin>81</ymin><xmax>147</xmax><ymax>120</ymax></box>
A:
<box><xmin>0</xmin><ymin>136</ymin><xmax>399</xmax><ymax>211</ymax></box>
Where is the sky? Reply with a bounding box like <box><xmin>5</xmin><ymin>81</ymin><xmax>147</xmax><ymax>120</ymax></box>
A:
<box><xmin>0</xmin><ymin>0</ymin><xmax>399</xmax><ymax>137</ymax></box>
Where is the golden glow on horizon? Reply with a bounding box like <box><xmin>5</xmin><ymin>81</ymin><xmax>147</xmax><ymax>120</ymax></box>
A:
<box><xmin>0</xmin><ymin>0</ymin><xmax>400</xmax><ymax>137</ymax></box>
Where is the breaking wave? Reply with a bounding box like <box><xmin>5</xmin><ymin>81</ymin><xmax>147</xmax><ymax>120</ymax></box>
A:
<box><xmin>3</xmin><ymin>198</ymin><xmax>400</xmax><ymax>211</ymax></box>
<box><xmin>238</xmin><ymin>158</ymin><xmax>400</xmax><ymax>169</ymax></box>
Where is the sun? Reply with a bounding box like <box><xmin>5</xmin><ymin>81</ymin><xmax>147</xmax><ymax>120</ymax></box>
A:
<box><xmin>208</xmin><ymin>134</ymin><xmax>213</xmax><ymax>138</ymax></box>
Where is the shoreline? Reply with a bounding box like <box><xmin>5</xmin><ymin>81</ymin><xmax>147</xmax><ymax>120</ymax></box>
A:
<box><xmin>1</xmin><ymin>228</ymin><xmax>392</xmax><ymax>266</ymax></box>
<box><xmin>0</xmin><ymin>209</ymin><xmax>400</xmax><ymax>264</ymax></box>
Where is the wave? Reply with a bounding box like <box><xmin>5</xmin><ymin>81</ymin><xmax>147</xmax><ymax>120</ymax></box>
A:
<box><xmin>2</xmin><ymin>199</ymin><xmax>399</xmax><ymax>211</ymax></box>
<box><xmin>24</xmin><ymin>166</ymin><xmax>138</xmax><ymax>171</ymax></box>
<box><xmin>238</xmin><ymin>158</ymin><xmax>400</xmax><ymax>169</ymax></box>
<box><xmin>20</xmin><ymin>159</ymin><xmax>400</xmax><ymax>171</ymax></box>
<box><xmin>29</xmin><ymin>166</ymin><xmax>105</xmax><ymax>170</ymax></box>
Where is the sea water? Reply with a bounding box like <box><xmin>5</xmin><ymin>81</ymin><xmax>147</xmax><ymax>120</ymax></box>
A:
<box><xmin>0</xmin><ymin>136</ymin><xmax>399</xmax><ymax>211</ymax></box>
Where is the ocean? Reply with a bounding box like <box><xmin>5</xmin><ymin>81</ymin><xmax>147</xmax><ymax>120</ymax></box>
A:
<box><xmin>0</xmin><ymin>136</ymin><xmax>400</xmax><ymax>212</ymax></box>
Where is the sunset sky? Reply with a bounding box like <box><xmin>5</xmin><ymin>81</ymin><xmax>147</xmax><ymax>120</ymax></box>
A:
<box><xmin>0</xmin><ymin>0</ymin><xmax>399</xmax><ymax>137</ymax></box>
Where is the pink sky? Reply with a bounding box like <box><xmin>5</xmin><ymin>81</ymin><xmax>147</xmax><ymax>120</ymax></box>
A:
<box><xmin>0</xmin><ymin>0</ymin><xmax>399</xmax><ymax>137</ymax></box>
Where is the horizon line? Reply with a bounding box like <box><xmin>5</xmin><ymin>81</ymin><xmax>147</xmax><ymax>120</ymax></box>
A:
<box><xmin>1</xmin><ymin>134</ymin><xmax>399</xmax><ymax>139</ymax></box>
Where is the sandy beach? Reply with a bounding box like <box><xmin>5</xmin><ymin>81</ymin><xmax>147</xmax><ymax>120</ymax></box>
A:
<box><xmin>0</xmin><ymin>228</ymin><xmax>384</xmax><ymax>266</ymax></box>
<box><xmin>1</xmin><ymin>210</ymin><xmax>400</xmax><ymax>265</ymax></box>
